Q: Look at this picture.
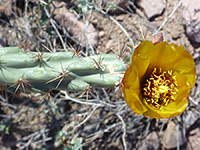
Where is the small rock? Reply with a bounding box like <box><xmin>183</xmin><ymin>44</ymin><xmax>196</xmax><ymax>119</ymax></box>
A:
<box><xmin>105</xmin><ymin>40</ymin><xmax>114</xmax><ymax>50</ymax></box>
<box><xmin>182</xmin><ymin>0</ymin><xmax>200</xmax><ymax>47</ymax></box>
<box><xmin>0</xmin><ymin>0</ymin><xmax>12</xmax><ymax>17</ymax></box>
<box><xmin>162</xmin><ymin>121</ymin><xmax>184</xmax><ymax>149</ymax></box>
<box><xmin>136</xmin><ymin>0</ymin><xmax>165</xmax><ymax>21</ymax></box>
<box><xmin>185</xmin><ymin>22</ymin><xmax>200</xmax><ymax>47</ymax></box>
<box><xmin>53</xmin><ymin>2</ymin><xmax>98</xmax><ymax>48</ymax></box>
<box><xmin>187</xmin><ymin>127</ymin><xmax>200</xmax><ymax>150</ymax></box>
<box><xmin>115</xmin><ymin>15</ymin><xmax>125</xmax><ymax>22</ymax></box>
<box><xmin>99</xmin><ymin>31</ymin><xmax>105</xmax><ymax>37</ymax></box>
<box><xmin>138</xmin><ymin>131</ymin><xmax>160</xmax><ymax>150</ymax></box>
<box><xmin>0</xmin><ymin>39</ymin><xmax>6</xmax><ymax>47</ymax></box>
<box><xmin>187</xmin><ymin>119</ymin><xmax>200</xmax><ymax>150</ymax></box>
<box><xmin>182</xmin><ymin>0</ymin><xmax>200</xmax><ymax>22</ymax></box>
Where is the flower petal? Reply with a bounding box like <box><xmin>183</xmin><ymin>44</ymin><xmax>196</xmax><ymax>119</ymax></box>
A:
<box><xmin>172</xmin><ymin>50</ymin><xmax>196</xmax><ymax>87</ymax></box>
<box><xmin>124</xmin><ymin>88</ymin><xmax>148</xmax><ymax>115</ymax></box>
<box><xmin>122</xmin><ymin>62</ymin><xmax>135</xmax><ymax>89</ymax></box>
<box><xmin>132</xmin><ymin>41</ymin><xmax>153</xmax><ymax>79</ymax></box>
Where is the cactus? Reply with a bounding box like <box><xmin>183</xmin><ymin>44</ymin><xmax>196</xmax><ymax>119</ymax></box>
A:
<box><xmin>0</xmin><ymin>47</ymin><xmax>126</xmax><ymax>93</ymax></box>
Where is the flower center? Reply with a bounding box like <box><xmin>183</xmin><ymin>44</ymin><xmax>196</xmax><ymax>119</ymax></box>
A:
<box><xmin>143</xmin><ymin>68</ymin><xmax>178</xmax><ymax>109</ymax></box>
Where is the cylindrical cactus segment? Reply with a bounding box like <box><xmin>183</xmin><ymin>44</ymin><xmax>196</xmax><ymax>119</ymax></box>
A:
<box><xmin>0</xmin><ymin>47</ymin><xmax>127</xmax><ymax>93</ymax></box>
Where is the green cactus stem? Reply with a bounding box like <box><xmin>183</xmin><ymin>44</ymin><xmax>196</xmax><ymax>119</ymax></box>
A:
<box><xmin>0</xmin><ymin>47</ymin><xmax>127</xmax><ymax>93</ymax></box>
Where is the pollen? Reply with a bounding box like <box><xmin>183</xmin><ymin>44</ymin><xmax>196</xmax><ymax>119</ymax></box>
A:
<box><xmin>143</xmin><ymin>68</ymin><xmax>178</xmax><ymax>109</ymax></box>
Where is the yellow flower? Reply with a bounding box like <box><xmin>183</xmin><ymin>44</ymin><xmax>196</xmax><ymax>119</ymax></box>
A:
<box><xmin>122</xmin><ymin>40</ymin><xmax>196</xmax><ymax>119</ymax></box>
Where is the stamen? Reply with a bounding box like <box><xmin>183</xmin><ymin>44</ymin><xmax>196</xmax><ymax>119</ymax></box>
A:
<box><xmin>143</xmin><ymin>68</ymin><xmax>178</xmax><ymax>109</ymax></box>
